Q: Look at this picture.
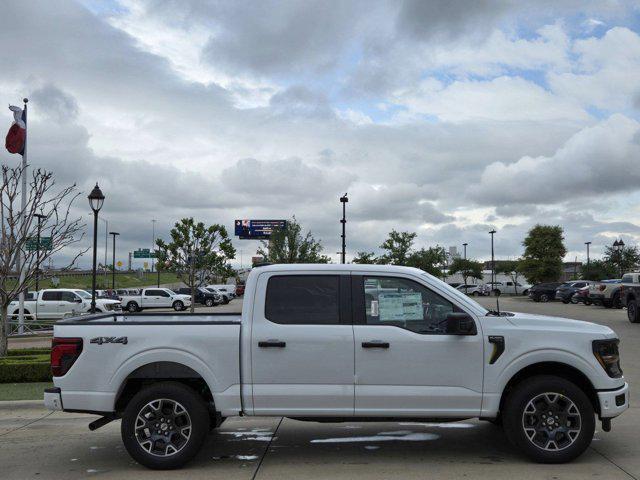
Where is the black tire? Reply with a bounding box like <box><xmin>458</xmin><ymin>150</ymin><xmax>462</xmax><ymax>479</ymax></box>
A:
<box><xmin>503</xmin><ymin>375</ymin><xmax>595</xmax><ymax>463</ymax></box>
<box><xmin>628</xmin><ymin>299</ymin><xmax>640</xmax><ymax>323</ymax></box>
<box><xmin>127</xmin><ymin>301</ymin><xmax>139</xmax><ymax>313</ymax></box>
<box><xmin>540</xmin><ymin>293</ymin><xmax>550</xmax><ymax>303</ymax></box>
<box><xmin>602</xmin><ymin>299</ymin><xmax>612</xmax><ymax>309</ymax></box>
<box><xmin>11</xmin><ymin>309</ymin><xmax>31</xmax><ymax>321</ymax></box>
<box><xmin>204</xmin><ymin>298</ymin><xmax>214</xmax><ymax>307</ymax></box>
<box><xmin>562</xmin><ymin>298</ymin><xmax>570</xmax><ymax>304</ymax></box>
<box><xmin>570</xmin><ymin>295</ymin><xmax>579</xmax><ymax>305</ymax></box>
<box><xmin>584</xmin><ymin>300</ymin><xmax>592</xmax><ymax>306</ymax></box>
<box><xmin>612</xmin><ymin>293</ymin><xmax>622</xmax><ymax>309</ymax></box>
<box><xmin>472</xmin><ymin>291</ymin><xmax>480</xmax><ymax>297</ymax></box>
<box><xmin>522</xmin><ymin>290</ymin><xmax>529</xmax><ymax>296</ymax></box>
<box><xmin>173</xmin><ymin>300</ymin><xmax>184</xmax><ymax>312</ymax></box>
<box><xmin>121</xmin><ymin>382</ymin><xmax>210</xmax><ymax>470</ymax></box>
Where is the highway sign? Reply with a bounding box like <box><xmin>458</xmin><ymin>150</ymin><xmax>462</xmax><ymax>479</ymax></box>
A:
<box><xmin>235</xmin><ymin>219</ymin><xmax>286</xmax><ymax>239</ymax></box>
<box><xmin>26</xmin><ymin>236</ymin><xmax>52</xmax><ymax>251</ymax></box>
<box><xmin>133</xmin><ymin>248</ymin><xmax>156</xmax><ymax>258</ymax></box>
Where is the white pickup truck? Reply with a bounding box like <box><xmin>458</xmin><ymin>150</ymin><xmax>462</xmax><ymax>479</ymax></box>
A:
<box><xmin>9</xmin><ymin>288</ymin><xmax>121</xmax><ymax>319</ymax></box>
<box><xmin>45</xmin><ymin>264</ymin><xmax>628</xmax><ymax>469</ymax></box>
<box><xmin>118</xmin><ymin>288</ymin><xmax>192</xmax><ymax>312</ymax></box>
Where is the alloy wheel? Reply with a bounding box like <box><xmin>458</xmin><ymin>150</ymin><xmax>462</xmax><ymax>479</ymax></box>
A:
<box><xmin>522</xmin><ymin>392</ymin><xmax>581</xmax><ymax>452</ymax></box>
<box><xmin>134</xmin><ymin>398</ymin><xmax>192</xmax><ymax>457</ymax></box>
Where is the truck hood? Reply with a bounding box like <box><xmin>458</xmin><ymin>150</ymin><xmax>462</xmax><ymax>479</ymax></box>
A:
<box><xmin>505</xmin><ymin>311</ymin><xmax>617</xmax><ymax>338</ymax></box>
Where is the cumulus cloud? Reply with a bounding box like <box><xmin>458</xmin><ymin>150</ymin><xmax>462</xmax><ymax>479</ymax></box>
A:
<box><xmin>471</xmin><ymin>114</ymin><xmax>640</xmax><ymax>205</ymax></box>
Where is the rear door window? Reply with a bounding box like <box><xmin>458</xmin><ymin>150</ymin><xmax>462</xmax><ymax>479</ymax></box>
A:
<box><xmin>265</xmin><ymin>275</ymin><xmax>340</xmax><ymax>325</ymax></box>
<box><xmin>42</xmin><ymin>291</ymin><xmax>61</xmax><ymax>301</ymax></box>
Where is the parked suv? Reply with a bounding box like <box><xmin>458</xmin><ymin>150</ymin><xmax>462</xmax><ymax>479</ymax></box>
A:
<box><xmin>528</xmin><ymin>282</ymin><xmax>563</xmax><ymax>302</ymax></box>
<box><xmin>589</xmin><ymin>279</ymin><xmax>623</xmax><ymax>309</ymax></box>
<box><xmin>175</xmin><ymin>287</ymin><xmax>221</xmax><ymax>307</ymax></box>
<box><xmin>555</xmin><ymin>281</ymin><xmax>594</xmax><ymax>304</ymax></box>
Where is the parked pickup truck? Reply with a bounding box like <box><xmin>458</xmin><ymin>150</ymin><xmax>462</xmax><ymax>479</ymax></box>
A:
<box><xmin>45</xmin><ymin>264</ymin><xmax>628</xmax><ymax>469</ymax></box>
<box><xmin>9</xmin><ymin>289</ymin><xmax>121</xmax><ymax>319</ymax></box>
<box><xmin>118</xmin><ymin>288</ymin><xmax>191</xmax><ymax>312</ymax></box>
<box><xmin>618</xmin><ymin>273</ymin><xmax>640</xmax><ymax>323</ymax></box>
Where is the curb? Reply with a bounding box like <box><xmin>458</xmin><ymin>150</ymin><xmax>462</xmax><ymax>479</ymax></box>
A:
<box><xmin>0</xmin><ymin>399</ymin><xmax>44</xmax><ymax>410</ymax></box>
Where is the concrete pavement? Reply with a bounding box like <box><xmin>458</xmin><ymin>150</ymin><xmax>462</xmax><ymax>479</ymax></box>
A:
<box><xmin>1</xmin><ymin>296</ymin><xmax>639</xmax><ymax>479</ymax></box>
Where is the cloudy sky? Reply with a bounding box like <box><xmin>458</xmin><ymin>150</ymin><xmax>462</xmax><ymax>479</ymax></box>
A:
<box><xmin>1</xmin><ymin>0</ymin><xmax>640</xmax><ymax>268</ymax></box>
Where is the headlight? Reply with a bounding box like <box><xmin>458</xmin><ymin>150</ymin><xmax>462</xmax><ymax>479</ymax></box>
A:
<box><xmin>103</xmin><ymin>303</ymin><xmax>112</xmax><ymax>311</ymax></box>
<box><xmin>593</xmin><ymin>339</ymin><xmax>622</xmax><ymax>378</ymax></box>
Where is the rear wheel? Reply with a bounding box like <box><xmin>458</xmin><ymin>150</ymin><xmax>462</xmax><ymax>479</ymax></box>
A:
<box><xmin>612</xmin><ymin>293</ymin><xmax>622</xmax><ymax>309</ymax></box>
<box><xmin>540</xmin><ymin>293</ymin><xmax>550</xmax><ymax>303</ymax></box>
<box><xmin>472</xmin><ymin>291</ymin><xmax>480</xmax><ymax>297</ymax></box>
<box><xmin>603</xmin><ymin>299</ymin><xmax>612</xmax><ymax>309</ymax></box>
<box><xmin>121</xmin><ymin>382</ymin><xmax>210</xmax><ymax>469</ymax></box>
<box><xmin>127</xmin><ymin>301</ymin><xmax>139</xmax><ymax>313</ymax></box>
<box><xmin>204</xmin><ymin>298</ymin><xmax>214</xmax><ymax>307</ymax></box>
<box><xmin>628</xmin><ymin>299</ymin><xmax>640</xmax><ymax>323</ymax></box>
<box><xmin>172</xmin><ymin>301</ymin><xmax>184</xmax><ymax>312</ymax></box>
<box><xmin>503</xmin><ymin>375</ymin><xmax>595</xmax><ymax>463</ymax></box>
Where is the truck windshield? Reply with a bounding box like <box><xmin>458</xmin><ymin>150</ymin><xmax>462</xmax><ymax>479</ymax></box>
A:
<box><xmin>74</xmin><ymin>290</ymin><xmax>92</xmax><ymax>299</ymax></box>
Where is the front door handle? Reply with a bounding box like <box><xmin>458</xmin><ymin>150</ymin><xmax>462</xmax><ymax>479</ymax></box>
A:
<box><xmin>362</xmin><ymin>341</ymin><xmax>390</xmax><ymax>349</ymax></box>
<box><xmin>258</xmin><ymin>340</ymin><xmax>286</xmax><ymax>348</ymax></box>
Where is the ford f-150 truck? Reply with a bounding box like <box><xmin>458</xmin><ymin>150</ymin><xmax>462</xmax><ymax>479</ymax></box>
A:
<box><xmin>9</xmin><ymin>288</ymin><xmax>121</xmax><ymax>319</ymax></box>
<box><xmin>45</xmin><ymin>264</ymin><xmax>629</xmax><ymax>469</ymax></box>
<box><xmin>118</xmin><ymin>288</ymin><xmax>191</xmax><ymax>312</ymax></box>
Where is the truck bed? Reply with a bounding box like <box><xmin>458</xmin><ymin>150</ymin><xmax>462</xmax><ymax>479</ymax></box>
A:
<box><xmin>53</xmin><ymin>312</ymin><xmax>243</xmax><ymax>415</ymax></box>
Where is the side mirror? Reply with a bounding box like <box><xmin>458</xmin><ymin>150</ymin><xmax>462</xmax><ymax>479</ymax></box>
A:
<box><xmin>74</xmin><ymin>297</ymin><xmax>82</xmax><ymax>303</ymax></box>
<box><xmin>446</xmin><ymin>312</ymin><xmax>477</xmax><ymax>335</ymax></box>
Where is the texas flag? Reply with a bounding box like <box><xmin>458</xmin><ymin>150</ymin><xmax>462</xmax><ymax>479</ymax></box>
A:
<box><xmin>5</xmin><ymin>104</ymin><xmax>26</xmax><ymax>155</ymax></box>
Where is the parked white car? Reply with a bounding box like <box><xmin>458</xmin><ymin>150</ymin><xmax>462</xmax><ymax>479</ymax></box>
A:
<box><xmin>9</xmin><ymin>289</ymin><xmax>121</xmax><ymax>319</ymax></box>
<box><xmin>486</xmin><ymin>281</ymin><xmax>531</xmax><ymax>295</ymax></box>
<box><xmin>118</xmin><ymin>288</ymin><xmax>191</xmax><ymax>312</ymax></box>
<box><xmin>456</xmin><ymin>284</ymin><xmax>487</xmax><ymax>296</ymax></box>
<box><xmin>45</xmin><ymin>264</ymin><xmax>628</xmax><ymax>468</ymax></box>
<box><xmin>207</xmin><ymin>284</ymin><xmax>236</xmax><ymax>298</ymax></box>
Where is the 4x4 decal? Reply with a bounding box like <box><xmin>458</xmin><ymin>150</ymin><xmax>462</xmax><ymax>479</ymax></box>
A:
<box><xmin>90</xmin><ymin>336</ymin><xmax>128</xmax><ymax>345</ymax></box>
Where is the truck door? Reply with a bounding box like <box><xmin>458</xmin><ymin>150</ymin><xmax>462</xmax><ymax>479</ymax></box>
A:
<box><xmin>142</xmin><ymin>289</ymin><xmax>163</xmax><ymax>308</ymax></box>
<box><xmin>58</xmin><ymin>291</ymin><xmax>81</xmax><ymax>317</ymax></box>
<box><xmin>353</xmin><ymin>274</ymin><xmax>484</xmax><ymax>417</ymax></box>
<box><xmin>39</xmin><ymin>291</ymin><xmax>61</xmax><ymax>319</ymax></box>
<box><xmin>251</xmin><ymin>273</ymin><xmax>355</xmax><ymax>416</ymax></box>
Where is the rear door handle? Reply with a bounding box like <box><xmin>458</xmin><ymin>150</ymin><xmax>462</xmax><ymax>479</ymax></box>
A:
<box><xmin>362</xmin><ymin>341</ymin><xmax>390</xmax><ymax>349</ymax></box>
<box><xmin>258</xmin><ymin>340</ymin><xmax>286</xmax><ymax>348</ymax></box>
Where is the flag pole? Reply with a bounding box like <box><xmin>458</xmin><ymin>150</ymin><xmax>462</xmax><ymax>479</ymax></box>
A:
<box><xmin>17</xmin><ymin>98</ymin><xmax>28</xmax><ymax>334</ymax></box>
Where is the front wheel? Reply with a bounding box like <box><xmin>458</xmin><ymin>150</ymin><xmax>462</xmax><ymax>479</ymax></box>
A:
<box><xmin>472</xmin><ymin>291</ymin><xmax>480</xmax><ymax>297</ymax></box>
<box><xmin>121</xmin><ymin>382</ymin><xmax>210</xmax><ymax>469</ymax></box>
<box><xmin>628</xmin><ymin>299</ymin><xmax>640</xmax><ymax>323</ymax></box>
<box><xmin>127</xmin><ymin>301</ymin><xmax>139</xmax><ymax>313</ymax></box>
<box><xmin>173</xmin><ymin>300</ymin><xmax>184</xmax><ymax>312</ymax></box>
<box><xmin>204</xmin><ymin>298</ymin><xmax>214</xmax><ymax>307</ymax></box>
<box><xmin>503</xmin><ymin>375</ymin><xmax>595</xmax><ymax>463</ymax></box>
<box><xmin>540</xmin><ymin>294</ymin><xmax>550</xmax><ymax>303</ymax></box>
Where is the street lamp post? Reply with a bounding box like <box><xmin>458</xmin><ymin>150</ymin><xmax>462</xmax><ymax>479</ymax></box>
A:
<box><xmin>151</xmin><ymin>219</ymin><xmax>156</xmax><ymax>273</ymax></box>
<box><xmin>33</xmin><ymin>213</ymin><xmax>46</xmax><ymax>292</ymax></box>
<box><xmin>88</xmin><ymin>184</ymin><xmax>105</xmax><ymax>313</ymax></box>
<box><xmin>613</xmin><ymin>239</ymin><xmax>625</xmax><ymax>277</ymax></box>
<box><xmin>585</xmin><ymin>241</ymin><xmax>591</xmax><ymax>269</ymax></box>
<box><xmin>109</xmin><ymin>231</ymin><xmax>120</xmax><ymax>290</ymax></box>
<box><xmin>340</xmin><ymin>194</ymin><xmax>348</xmax><ymax>264</ymax></box>
<box><xmin>462</xmin><ymin>243</ymin><xmax>468</xmax><ymax>294</ymax></box>
<box><xmin>489</xmin><ymin>230</ymin><xmax>497</xmax><ymax>295</ymax></box>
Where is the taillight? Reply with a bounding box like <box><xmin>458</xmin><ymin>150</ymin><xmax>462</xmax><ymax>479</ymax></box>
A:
<box><xmin>51</xmin><ymin>337</ymin><xmax>83</xmax><ymax>377</ymax></box>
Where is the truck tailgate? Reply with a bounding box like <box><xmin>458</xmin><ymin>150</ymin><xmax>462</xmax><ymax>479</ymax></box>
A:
<box><xmin>52</xmin><ymin>313</ymin><xmax>242</xmax><ymax>414</ymax></box>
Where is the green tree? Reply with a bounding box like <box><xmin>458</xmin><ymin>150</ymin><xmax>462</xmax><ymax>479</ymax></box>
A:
<box><xmin>352</xmin><ymin>251</ymin><xmax>379</xmax><ymax>264</ymax></box>
<box><xmin>581</xmin><ymin>260</ymin><xmax>617</xmax><ymax>281</ymax></box>
<box><xmin>379</xmin><ymin>230</ymin><xmax>417</xmax><ymax>265</ymax></box>
<box><xmin>407</xmin><ymin>246</ymin><xmax>447</xmax><ymax>277</ymax></box>
<box><xmin>603</xmin><ymin>244</ymin><xmax>640</xmax><ymax>275</ymax></box>
<box><xmin>498</xmin><ymin>259</ymin><xmax>525</xmax><ymax>294</ymax></box>
<box><xmin>156</xmin><ymin>218</ymin><xmax>236</xmax><ymax>312</ymax></box>
<box><xmin>449</xmin><ymin>257</ymin><xmax>484</xmax><ymax>287</ymax></box>
<box><xmin>257</xmin><ymin>217</ymin><xmax>330</xmax><ymax>264</ymax></box>
<box><xmin>520</xmin><ymin>225</ymin><xmax>567</xmax><ymax>284</ymax></box>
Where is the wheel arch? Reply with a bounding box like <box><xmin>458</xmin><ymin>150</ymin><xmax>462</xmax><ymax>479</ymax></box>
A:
<box><xmin>498</xmin><ymin>361</ymin><xmax>600</xmax><ymax>417</ymax></box>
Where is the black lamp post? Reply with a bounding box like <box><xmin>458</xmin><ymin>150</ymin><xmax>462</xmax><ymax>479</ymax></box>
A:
<box><xmin>339</xmin><ymin>193</ymin><xmax>348</xmax><ymax>264</ymax></box>
<box><xmin>88</xmin><ymin>183</ymin><xmax>105</xmax><ymax>313</ymax></box>
<box><xmin>109</xmin><ymin>231</ymin><xmax>120</xmax><ymax>290</ymax></box>
<box><xmin>489</xmin><ymin>230</ymin><xmax>497</xmax><ymax>294</ymax></box>
<box><xmin>585</xmin><ymin>241</ymin><xmax>591</xmax><ymax>269</ymax></box>
<box><xmin>462</xmin><ymin>243</ymin><xmax>468</xmax><ymax>294</ymax></box>
<box><xmin>33</xmin><ymin>213</ymin><xmax>46</xmax><ymax>292</ymax></box>
<box><xmin>613</xmin><ymin>239</ymin><xmax>625</xmax><ymax>277</ymax></box>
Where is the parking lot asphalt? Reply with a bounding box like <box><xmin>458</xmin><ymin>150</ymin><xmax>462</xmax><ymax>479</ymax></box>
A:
<box><xmin>1</xmin><ymin>296</ymin><xmax>639</xmax><ymax>479</ymax></box>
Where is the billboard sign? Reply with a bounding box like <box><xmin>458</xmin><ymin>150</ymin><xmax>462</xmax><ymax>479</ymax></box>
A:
<box><xmin>235</xmin><ymin>219</ymin><xmax>286</xmax><ymax>239</ymax></box>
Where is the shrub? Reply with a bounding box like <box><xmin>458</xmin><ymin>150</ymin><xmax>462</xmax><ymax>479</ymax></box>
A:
<box><xmin>0</xmin><ymin>352</ymin><xmax>51</xmax><ymax>383</ymax></box>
